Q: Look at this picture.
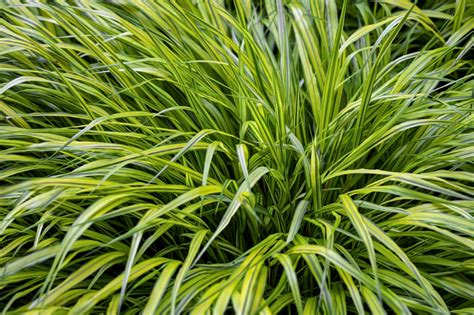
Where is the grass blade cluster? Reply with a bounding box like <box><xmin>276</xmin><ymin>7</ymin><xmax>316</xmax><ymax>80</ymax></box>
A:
<box><xmin>0</xmin><ymin>1</ymin><xmax>473</xmax><ymax>314</ymax></box>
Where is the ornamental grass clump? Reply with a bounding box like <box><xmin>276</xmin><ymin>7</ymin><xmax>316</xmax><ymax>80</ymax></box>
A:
<box><xmin>0</xmin><ymin>1</ymin><xmax>473</xmax><ymax>314</ymax></box>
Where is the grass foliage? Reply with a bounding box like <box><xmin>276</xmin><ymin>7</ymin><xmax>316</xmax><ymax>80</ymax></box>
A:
<box><xmin>0</xmin><ymin>0</ymin><xmax>473</xmax><ymax>314</ymax></box>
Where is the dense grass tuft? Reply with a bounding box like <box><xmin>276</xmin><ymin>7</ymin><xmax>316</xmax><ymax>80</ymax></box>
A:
<box><xmin>0</xmin><ymin>1</ymin><xmax>473</xmax><ymax>314</ymax></box>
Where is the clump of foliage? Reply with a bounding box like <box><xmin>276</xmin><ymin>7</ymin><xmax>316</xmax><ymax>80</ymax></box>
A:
<box><xmin>0</xmin><ymin>1</ymin><xmax>473</xmax><ymax>314</ymax></box>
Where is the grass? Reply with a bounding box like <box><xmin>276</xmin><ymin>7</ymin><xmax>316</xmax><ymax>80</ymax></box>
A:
<box><xmin>0</xmin><ymin>0</ymin><xmax>473</xmax><ymax>314</ymax></box>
